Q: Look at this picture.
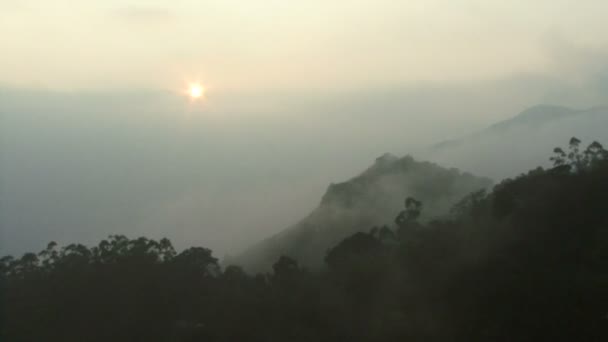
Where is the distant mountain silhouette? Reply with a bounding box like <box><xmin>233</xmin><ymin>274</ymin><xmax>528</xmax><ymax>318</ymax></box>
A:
<box><xmin>233</xmin><ymin>154</ymin><xmax>491</xmax><ymax>271</ymax></box>
<box><xmin>427</xmin><ymin>104</ymin><xmax>608</xmax><ymax>179</ymax></box>
<box><xmin>431</xmin><ymin>105</ymin><xmax>578</xmax><ymax>150</ymax></box>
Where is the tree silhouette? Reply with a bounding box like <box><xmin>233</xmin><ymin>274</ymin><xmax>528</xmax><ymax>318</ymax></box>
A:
<box><xmin>394</xmin><ymin>197</ymin><xmax>422</xmax><ymax>227</ymax></box>
<box><xmin>551</xmin><ymin>137</ymin><xmax>608</xmax><ymax>172</ymax></box>
<box><xmin>2</xmin><ymin>138</ymin><xmax>608</xmax><ymax>341</ymax></box>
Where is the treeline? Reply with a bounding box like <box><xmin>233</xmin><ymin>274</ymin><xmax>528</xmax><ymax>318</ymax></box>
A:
<box><xmin>1</xmin><ymin>138</ymin><xmax>608</xmax><ymax>341</ymax></box>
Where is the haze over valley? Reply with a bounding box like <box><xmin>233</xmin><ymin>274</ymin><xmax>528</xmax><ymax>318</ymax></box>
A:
<box><xmin>3</xmin><ymin>79</ymin><xmax>608</xmax><ymax>258</ymax></box>
<box><xmin>4</xmin><ymin>2</ymin><xmax>608</xmax><ymax>341</ymax></box>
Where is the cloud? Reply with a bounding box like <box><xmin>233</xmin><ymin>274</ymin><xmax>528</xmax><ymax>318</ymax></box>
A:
<box><xmin>112</xmin><ymin>6</ymin><xmax>176</xmax><ymax>25</ymax></box>
<box><xmin>537</xmin><ymin>36</ymin><xmax>608</xmax><ymax>104</ymax></box>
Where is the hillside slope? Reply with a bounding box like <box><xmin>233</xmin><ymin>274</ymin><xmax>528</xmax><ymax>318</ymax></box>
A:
<box><xmin>427</xmin><ymin>105</ymin><xmax>608</xmax><ymax>179</ymax></box>
<box><xmin>234</xmin><ymin>154</ymin><xmax>491</xmax><ymax>271</ymax></box>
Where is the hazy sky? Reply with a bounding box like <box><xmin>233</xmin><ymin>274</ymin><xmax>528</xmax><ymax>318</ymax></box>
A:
<box><xmin>2</xmin><ymin>0</ymin><xmax>608</xmax><ymax>91</ymax></box>
<box><xmin>2</xmin><ymin>1</ymin><xmax>608</xmax><ymax>258</ymax></box>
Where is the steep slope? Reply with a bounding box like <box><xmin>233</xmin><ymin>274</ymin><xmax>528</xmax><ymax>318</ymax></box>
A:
<box><xmin>234</xmin><ymin>154</ymin><xmax>492</xmax><ymax>271</ymax></box>
<box><xmin>427</xmin><ymin>105</ymin><xmax>608</xmax><ymax>180</ymax></box>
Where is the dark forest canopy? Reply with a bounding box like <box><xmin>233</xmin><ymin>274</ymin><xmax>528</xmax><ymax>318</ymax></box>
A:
<box><xmin>2</xmin><ymin>138</ymin><xmax>608</xmax><ymax>341</ymax></box>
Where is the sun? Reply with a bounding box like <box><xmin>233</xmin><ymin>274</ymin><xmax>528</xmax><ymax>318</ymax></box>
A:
<box><xmin>189</xmin><ymin>83</ymin><xmax>205</xmax><ymax>99</ymax></box>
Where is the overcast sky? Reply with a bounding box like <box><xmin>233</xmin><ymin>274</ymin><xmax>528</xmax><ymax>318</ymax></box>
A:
<box><xmin>2</xmin><ymin>0</ymin><xmax>608</xmax><ymax>91</ymax></box>
<box><xmin>2</xmin><ymin>1</ymin><xmax>608</xmax><ymax>258</ymax></box>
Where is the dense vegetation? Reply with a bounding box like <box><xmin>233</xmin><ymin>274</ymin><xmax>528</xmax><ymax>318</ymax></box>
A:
<box><xmin>2</xmin><ymin>138</ymin><xmax>608</xmax><ymax>341</ymax></box>
<box><xmin>236</xmin><ymin>154</ymin><xmax>492</xmax><ymax>271</ymax></box>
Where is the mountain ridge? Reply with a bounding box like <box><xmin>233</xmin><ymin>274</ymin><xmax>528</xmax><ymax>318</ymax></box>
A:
<box><xmin>233</xmin><ymin>154</ymin><xmax>492</xmax><ymax>271</ymax></box>
<box><xmin>431</xmin><ymin>104</ymin><xmax>607</xmax><ymax>151</ymax></box>
<box><xmin>425</xmin><ymin>104</ymin><xmax>608</xmax><ymax>181</ymax></box>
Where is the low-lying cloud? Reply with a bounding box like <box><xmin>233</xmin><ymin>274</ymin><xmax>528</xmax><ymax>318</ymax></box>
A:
<box><xmin>2</xmin><ymin>40</ymin><xmax>608</xmax><ymax>258</ymax></box>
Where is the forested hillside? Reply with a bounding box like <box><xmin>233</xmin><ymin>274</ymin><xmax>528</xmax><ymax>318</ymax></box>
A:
<box><xmin>235</xmin><ymin>154</ymin><xmax>491</xmax><ymax>271</ymax></box>
<box><xmin>1</xmin><ymin>138</ymin><xmax>607</xmax><ymax>341</ymax></box>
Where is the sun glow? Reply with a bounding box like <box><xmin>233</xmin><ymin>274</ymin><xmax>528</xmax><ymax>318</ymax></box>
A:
<box><xmin>189</xmin><ymin>83</ymin><xmax>205</xmax><ymax>99</ymax></box>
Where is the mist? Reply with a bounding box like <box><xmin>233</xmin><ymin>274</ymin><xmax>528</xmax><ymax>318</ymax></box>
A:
<box><xmin>2</xmin><ymin>53</ymin><xmax>608</xmax><ymax>258</ymax></box>
<box><xmin>3</xmin><ymin>0</ymin><xmax>608</xmax><ymax>257</ymax></box>
<box><xmin>4</xmin><ymin>2</ymin><xmax>608</xmax><ymax>340</ymax></box>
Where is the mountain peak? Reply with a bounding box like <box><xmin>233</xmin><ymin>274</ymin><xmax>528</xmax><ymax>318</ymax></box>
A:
<box><xmin>494</xmin><ymin>104</ymin><xmax>576</xmax><ymax>129</ymax></box>
<box><xmin>431</xmin><ymin>104</ymin><xmax>580</xmax><ymax>150</ymax></box>
<box><xmin>235</xmin><ymin>155</ymin><xmax>492</xmax><ymax>271</ymax></box>
<box><xmin>374</xmin><ymin>153</ymin><xmax>399</xmax><ymax>164</ymax></box>
<box><xmin>426</xmin><ymin>104</ymin><xmax>608</xmax><ymax>181</ymax></box>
